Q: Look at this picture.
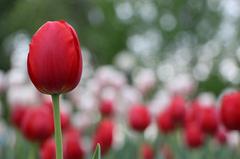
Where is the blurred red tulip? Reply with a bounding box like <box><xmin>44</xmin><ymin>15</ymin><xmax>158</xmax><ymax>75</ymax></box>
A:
<box><xmin>92</xmin><ymin>119</ymin><xmax>114</xmax><ymax>155</ymax></box>
<box><xmin>99</xmin><ymin>99</ymin><xmax>114</xmax><ymax>117</ymax></box>
<box><xmin>128</xmin><ymin>105</ymin><xmax>151</xmax><ymax>132</ymax></box>
<box><xmin>63</xmin><ymin>133</ymin><xmax>85</xmax><ymax>159</ymax></box>
<box><xmin>40</xmin><ymin>131</ymin><xmax>85</xmax><ymax>159</ymax></box>
<box><xmin>10</xmin><ymin>105</ymin><xmax>28</xmax><ymax>128</ymax></box>
<box><xmin>220</xmin><ymin>92</ymin><xmax>240</xmax><ymax>130</ymax></box>
<box><xmin>40</xmin><ymin>138</ymin><xmax>55</xmax><ymax>159</ymax></box>
<box><xmin>184</xmin><ymin>100</ymin><xmax>202</xmax><ymax>126</ymax></box>
<box><xmin>63</xmin><ymin>127</ymin><xmax>80</xmax><ymax>138</ymax></box>
<box><xmin>184</xmin><ymin>123</ymin><xmax>204</xmax><ymax>148</ymax></box>
<box><xmin>21</xmin><ymin>106</ymin><xmax>54</xmax><ymax>142</ymax></box>
<box><xmin>42</xmin><ymin>101</ymin><xmax>53</xmax><ymax>113</ymax></box>
<box><xmin>168</xmin><ymin>95</ymin><xmax>186</xmax><ymax>124</ymax></box>
<box><xmin>27</xmin><ymin>20</ymin><xmax>82</xmax><ymax>94</ymax></box>
<box><xmin>61</xmin><ymin>112</ymin><xmax>70</xmax><ymax>130</ymax></box>
<box><xmin>215</xmin><ymin>127</ymin><xmax>227</xmax><ymax>144</ymax></box>
<box><xmin>199</xmin><ymin>107</ymin><xmax>219</xmax><ymax>135</ymax></box>
<box><xmin>140</xmin><ymin>144</ymin><xmax>154</xmax><ymax>159</ymax></box>
<box><xmin>160</xmin><ymin>145</ymin><xmax>174</xmax><ymax>159</ymax></box>
<box><xmin>157</xmin><ymin>110</ymin><xmax>175</xmax><ymax>134</ymax></box>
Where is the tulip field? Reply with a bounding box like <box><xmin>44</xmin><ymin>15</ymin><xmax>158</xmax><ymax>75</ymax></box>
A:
<box><xmin>2</xmin><ymin>57</ymin><xmax>240</xmax><ymax>159</ymax></box>
<box><xmin>1</xmin><ymin>49</ymin><xmax>240</xmax><ymax>159</ymax></box>
<box><xmin>1</xmin><ymin>0</ymin><xmax>240</xmax><ymax>159</ymax></box>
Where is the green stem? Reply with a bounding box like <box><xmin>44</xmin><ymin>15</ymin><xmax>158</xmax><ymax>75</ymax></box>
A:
<box><xmin>51</xmin><ymin>94</ymin><xmax>63</xmax><ymax>159</ymax></box>
<box><xmin>16</xmin><ymin>130</ymin><xmax>23</xmax><ymax>159</ymax></box>
<box><xmin>28</xmin><ymin>143</ymin><xmax>38</xmax><ymax>159</ymax></box>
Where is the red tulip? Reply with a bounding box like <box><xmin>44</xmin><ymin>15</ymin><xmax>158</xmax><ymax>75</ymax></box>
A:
<box><xmin>220</xmin><ymin>92</ymin><xmax>240</xmax><ymax>130</ymax></box>
<box><xmin>160</xmin><ymin>145</ymin><xmax>174</xmax><ymax>159</ymax></box>
<box><xmin>60</xmin><ymin>112</ymin><xmax>70</xmax><ymax>130</ymax></box>
<box><xmin>184</xmin><ymin>100</ymin><xmax>202</xmax><ymax>126</ymax></box>
<box><xmin>184</xmin><ymin>123</ymin><xmax>204</xmax><ymax>148</ymax></box>
<box><xmin>63</xmin><ymin>127</ymin><xmax>80</xmax><ymax>138</ymax></box>
<box><xmin>11</xmin><ymin>105</ymin><xmax>28</xmax><ymax>129</ymax></box>
<box><xmin>156</xmin><ymin>110</ymin><xmax>175</xmax><ymax>134</ymax></box>
<box><xmin>92</xmin><ymin>119</ymin><xmax>114</xmax><ymax>155</ymax></box>
<box><xmin>99</xmin><ymin>99</ymin><xmax>114</xmax><ymax>117</ymax></box>
<box><xmin>40</xmin><ymin>138</ymin><xmax>55</xmax><ymax>159</ymax></box>
<box><xmin>199</xmin><ymin>107</ymin><xmax>219</xmax><ymax>135</ymax></box>
<box><xmin>42</xmin><ymin>101</ymin><xmax>53</xmax><ymax>112</ymax></box>
<box><xmin>27</xmin><ymin>21</ymin><xmax>82</xmax><ymax>95</ymax></box>
<box><xmin>40</xmin><ymin>131</ymin><xmax>85</xmax><ymax>159</ymax></box>
<box><xmin>128</xmin><ymin>105</ymin><xmax>151</xmax><ymax>132</ymax></box>
<box><xmin>63</xmin><ymin>133</ymin><xmax>85</xmax><ymax>159</ymax></box>
<box><xmin>140</xmin><ymin>144</ymin><xmax>154</xmax><ymax>159</ymax></box>
<box><xmin>21</xmin><ymin>106</ymin><xmax>54</xmax><ymax>142</ymax></box>
<box><xmin>168</xmin><ymin>95</ymin><xmax>186</xmax><ymax>124</ymax></box>
<box><xmin>215</xmin><ymin>127</ymin><xmax>227</xmax><ymax>144</ymax></box>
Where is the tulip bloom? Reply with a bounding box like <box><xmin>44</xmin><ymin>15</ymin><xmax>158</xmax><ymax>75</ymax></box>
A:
<box><xmin>40</xmin><ymin>127</ymin><xmax>84</xmax><ymax>159</ymax></box>
<box><xmin>168</xmin><ymin>95</ymin><xmax>186</xmax><ymax>125</ymax></box>
<box><xmin>128</xmin><ymin>105</ymin><xmax>151</xmax><ymax>132</ymax></box>
<box><xmin>40</xmin><ymin>139</ymin><xmax>55</xmax><ymax>159</ymax></box>
<box><xmin>199</xmin><ymin>107</ymin><xmax>218</xmax><ymax>135</ymax></box>
<box><xmin>99</xmin><ymin>99</ymin><xmax>114</xmax><ymax>117</ymax></box>
<box><xmin>60</xmin><ymin>112</ymin><xmax>70</xmax><ymax>130</ymax></box>
<box><xmin>160</xmin><ymin>145</ymin><xmax>174</xmax><ymax>159</ymax></box>
<box><xmin>21</xmin><ymin>107</ymin><xmax>54</xmax><ymax>142</ymax></box>
<box><xmin>220</xmin><ymin>92</ymin><xmax>240</xmax><ymax>130</ymax></box>
<box><xmin>92</xmin><ymin>120</ymin><xmax>114</xmax><ymax>155</ymax></box>
<box><xmin>184</xmin><ymin>123</ymin><xmax>204</xmax><ymax>148</ymax></box>
<box><xmin>11</xmin><ymin>105</ymin><xmax>28</xmax><ymax>129</ymax></box>
<box><xmin>140</xmin><ymin>144</ymin><xmax>154</xmax><ymax>159</ymax></box>
<box><xmin>63</xmin><ymin>133</ymin><xmax>85</xmax><ymax>159</ymax></box>
<box><xmin>215</xmin><ymin>127</ymin><xmax>227</xmax><ymax>144</ymax></box>
<box><xmin>156</xmin><ymin>110</ymin><xmax>175</xmax><ymax>134</ymax></box>
<box><xmin>27</xmin><ymin>20</ymin><xmax>82</xmax><ymax>95</ymax></box>
<box><xmin>184</xmin><ymin>100</ymin><xmax>202</xmax><ymax>126</ymax></box>
<box><xmin>40</xmin><ymin>134</ymin><xmax>85</xmax><ymax>159</ymax></box>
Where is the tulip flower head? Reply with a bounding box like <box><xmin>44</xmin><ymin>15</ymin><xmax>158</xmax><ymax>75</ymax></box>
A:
<box><xmin>140</xmin><ymin>144</ymin><xmax>154</xmax><ymax>159</ymax></box>
<box><xmin>60</xmin><ymin>112</ymin><xmax>71</xmax><ymax>130</ymax></box>
<box><xmin>184</xmin><ymin>123</ymin><xmax>204</xmax><ymax>148</ymax></box>
<box><xmin>220</xmin><ymin>92</ymin><xmax>240</xmax><ymax>130</ymax></box>
<box><xmin>21</xmin><ymin>106</ymin><xmax>54</xmax><ymax>142</ymax></box>
<box><xmin>10</xmin><ymin>105</ymin><xmax>28</xmax><ymax>129</ymax></box>
<box><xmin>199</xmin><ymin>107</ymin><xmax>218</xmax><ymax>135</ymax></box>
<box><xmin>215</xmin><ymin>127</ymin><xmax>227</xmax><ymax>144</ymax></box>
<box><xmin>157</xmin><ymin>110</ymin><xmax>175</xmax><ymax>134</ymax></box>
<box><xmin>40</xmin><ymin>131</ymin><xmax>85</xmax><ymax>159</ymax></box>
<box><xmin>63</xmin><ymin>133</ymin><xmax>85</xmax><ymax>159</ymax></box>
<box><xmin>99</xmin><ymin>99</ymin><xmax>114</xmax><ymax>117</ymax></box>
<box><xmin>92</xmin><ymin>119</ymin><xmax>114</xmax><ymax>155</ymax></box>
<box><xmin>40</xmin><ymin>138</ymin><xmax>56</xmax><ymax>159</ymax></box>
<box><xmin>128</xmin><ymin>105</ymin><xmax>151</xmax><ymax>132</ymax></box>
<box><xmin>184</xmin><ymin>100</ymin><xmax>202</xmax><ymax>126</ymax></box>
<box><xmin>160</xmin><ymin>145</ymin><xmax>174</xmax><ymax>159</ymax></box>
<box><xmin>27</xmin><ymin>21</ymin><xmax>82</xmax><ymax>95</ymax></box>
<box><xmin>168</xmin><ymin>95</ymin><xmax>186</xmax><ymax>125</ymax></box>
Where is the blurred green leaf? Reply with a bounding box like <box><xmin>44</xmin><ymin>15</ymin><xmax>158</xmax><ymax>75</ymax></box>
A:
<box><xmin>92</xmin><ymin>144</ymin><xmax>101</xmax><ymax>159</ymax></box>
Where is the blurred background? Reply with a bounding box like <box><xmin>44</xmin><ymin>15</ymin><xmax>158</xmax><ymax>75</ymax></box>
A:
<box><xmin>1</xmin><ymin>0</ymin><xmax>240</xmax><ymax>159</ymax></box>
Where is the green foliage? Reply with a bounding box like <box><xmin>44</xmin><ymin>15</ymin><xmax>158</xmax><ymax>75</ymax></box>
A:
<box><xmin>0</xmin><ymin>0</ymin><xmax>221</xmax><ymax>69</ymax></box>
<box><xmin>92</xmin><ymin>144</ymin><xmax>101</xmax><ymax>159</ymax></box>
